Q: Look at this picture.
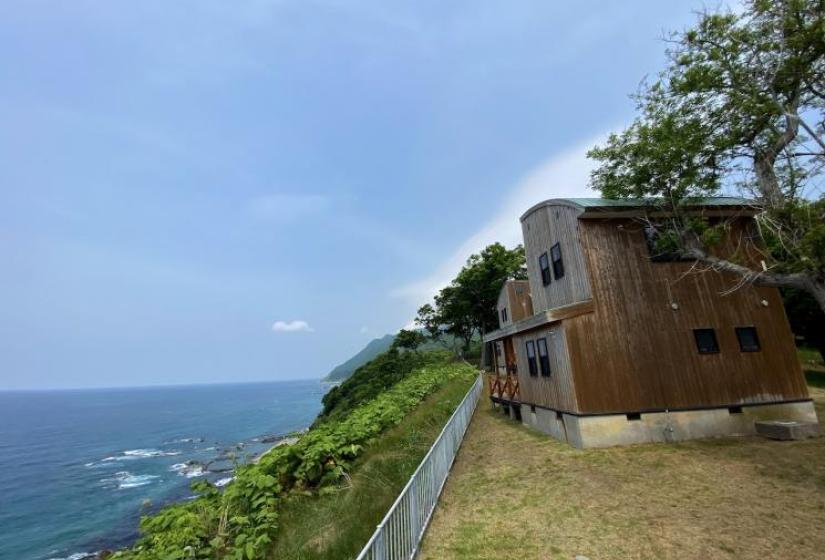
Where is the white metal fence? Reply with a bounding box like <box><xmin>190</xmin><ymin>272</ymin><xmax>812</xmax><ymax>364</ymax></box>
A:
<box><xmin>354</xmin><ymin>373</ymin><xmax>483</xmax><ymax>560</ymax></box>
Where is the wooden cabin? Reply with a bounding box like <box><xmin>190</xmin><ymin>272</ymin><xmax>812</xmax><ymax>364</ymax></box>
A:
<box><xmin>484</xmin><ymin>198</ymin><xmax>817</xmax><ymax>448</ymax></box>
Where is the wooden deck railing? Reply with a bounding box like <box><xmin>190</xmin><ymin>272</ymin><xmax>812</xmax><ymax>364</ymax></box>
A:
<box><xmin>487</xmin><ymin>373</ymin><xmax>520</xmax><ymax>401</ymax></box>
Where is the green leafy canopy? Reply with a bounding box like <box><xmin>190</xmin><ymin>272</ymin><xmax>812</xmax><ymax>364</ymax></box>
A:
<box><xmin>588</xmin><ymin>0</ymin><xmax>825</xmax><ymax>312</ymax></box>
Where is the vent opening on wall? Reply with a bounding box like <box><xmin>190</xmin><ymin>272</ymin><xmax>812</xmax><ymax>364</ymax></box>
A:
<box><xmin>555</xmin><ymin>411</ymin><xmax>563</xmax><ymax>421</ymax></box>
<box><xmin>530</xmin><ymin>405</ymin><xmax>536</xmax><ymax>414</ymax></box>
<box><xmin>626</xmin><ymin>412</ymin><xmax>642</xmax><ymax>421</ymax></box>
<box><xmin>728</xmin><ymin>405</ymin><xmax>743</xmax><ymax>414</ymax></box>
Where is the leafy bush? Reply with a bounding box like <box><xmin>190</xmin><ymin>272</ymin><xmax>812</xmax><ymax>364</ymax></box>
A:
<box><xmin>112</xmin><ymin>359</ymin><xmax>475</xmax><ymax>560</ymax></box>
<box><xmin>318</xmin><ymin>349</ymin><xmax>452</xmax><ymax>423</ymax></box>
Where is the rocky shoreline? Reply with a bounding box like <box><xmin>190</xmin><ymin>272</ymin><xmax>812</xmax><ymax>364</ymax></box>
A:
<box><xmin>53</xmin><ymin>430</ymin><xmax>305</xmax><ymax>560</ymax></box>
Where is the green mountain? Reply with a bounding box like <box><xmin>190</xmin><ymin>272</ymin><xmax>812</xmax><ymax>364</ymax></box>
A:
<box><xmin>323</xmin><ymin>331</ymin><xmax>477</xmax><ymax>382</ymax></box>
<box><xmin>324</xmin><ymin>334</ymin><xmax>396</xmax><ymax>381</ymax></box>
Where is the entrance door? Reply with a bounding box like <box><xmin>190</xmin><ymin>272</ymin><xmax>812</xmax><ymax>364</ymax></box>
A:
<box><xmin>504</xmin><ymin>337</ymin><xmax>517</xmax><ymax>375</ymax></box>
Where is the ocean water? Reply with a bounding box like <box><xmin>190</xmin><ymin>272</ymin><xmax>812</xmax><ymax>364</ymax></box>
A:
<box><xmin>0</xmin><ymin>380</ymin><xmax>325</xmax><ymax>560</ymax></box>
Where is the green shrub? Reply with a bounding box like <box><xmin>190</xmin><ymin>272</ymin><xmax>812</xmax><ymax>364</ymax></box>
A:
<box><xmin>318</xmin><ymin>349</ymin><xmax>452</xmax><ymax>422</ymax></box>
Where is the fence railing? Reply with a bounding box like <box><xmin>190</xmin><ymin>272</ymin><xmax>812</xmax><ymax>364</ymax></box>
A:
<box><xmin>354</xmin><ymin>373</ymin><xmax>483</xmax><ymax>560</ymax></box>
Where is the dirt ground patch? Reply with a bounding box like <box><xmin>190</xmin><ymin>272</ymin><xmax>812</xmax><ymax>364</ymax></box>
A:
<box><xmin>419</xmin><ymin>386</ymin><xmax>825</xmax><ymax>560</ymax></box>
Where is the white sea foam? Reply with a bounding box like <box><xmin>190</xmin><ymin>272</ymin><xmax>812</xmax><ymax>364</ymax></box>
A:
<box><xmin>166</xmin><ymin>437</ymin><xmax>204</xmax><ymax>444</ymax></box>
<box><xmin>101</xmin><ymin>471</ymin><xmax>160</xmax><ymax>490</ymax></box>
<box><xmin>46</xmin><ymin>553</ymin><xmax>97</xmax><ymax>560</ymax></box>
<box><xmin>169</xmin><ymin>463</ymin><xmax>188</xmax><ymax>472</ymax></box>
<box><xmin>123</xmin><ymin>449</ymin><xmax>181</xmax><ymax>458</ymax></box>
<box><xmin>87</xmin><ymin>449</ymin><xmax>181</xmax><ymax>468</ymax></box>
<box><xmin>184</xmin><ymin>466</ymin><xmax>206</xmax><ymax>478</ymax></box>
<box><xmin>215</xmin><ymin>477</ymin><xmax>234</xmax><ymax>487</ymax></box>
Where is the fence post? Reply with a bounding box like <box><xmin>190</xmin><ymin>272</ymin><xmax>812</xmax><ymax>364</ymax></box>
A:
<box><xmin>374</xmin><ymin>523</ymin><xmax>386</xmax><ymax>560</ymax></box>
<box><xmin>409</xmin><ymin>476</ymin><xmax>419</xmax><ymax>556</ymax></box>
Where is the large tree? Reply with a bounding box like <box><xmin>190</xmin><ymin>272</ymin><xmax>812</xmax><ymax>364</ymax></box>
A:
<box><xmin>416</xmin><ymin>243</ymin><xmax>526</xmax><ymax>354</ymax></box>
<box><xmin>588</xmin><ymin>0</ymin><xmax>825</xmax><ymax>312</ymax></box>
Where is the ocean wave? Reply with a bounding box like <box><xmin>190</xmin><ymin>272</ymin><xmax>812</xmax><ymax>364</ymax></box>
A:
<box><xmin>215</xmin><ymin>477</ymin><xmax>234</xmax><ymax>487</ymax></box>
<box><xmin>164</xmin><ymin>437</ymin><xmax>204</xmax><ymax>444</ymax></box>
<box><xmin>122</xmin><ymin>448</ymin><xmax>181</xmax><ymax>458</ymax></box>
<box><xmin>86</xmin><ymin>449</ymin><xmax>181</xmax><ymax>468</ymax></box>
<box><xmin>184</xmin><ymin>466</ymin><xmax>206</xmax><ymax>478</ymax></box>
<box><xmin>46</xmin><ymin>552</ymin><xmax>97</xmax><ymax>560</ymax></box>
<box><xmin>101</xmin><ymin>471</ymin><xmax>160</xmax><ymax>490</ymax></box>
<box><xmin>169</xmin><ymin>463</ymin><xmax>188</xmax><ymax>472</ymax></box>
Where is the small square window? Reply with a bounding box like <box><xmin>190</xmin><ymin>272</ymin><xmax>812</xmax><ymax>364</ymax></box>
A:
<box><xmin>539</xmin><ymin>253</ymin><xmax>551</xmax><ymax>286</ymax></box>
<box><xmin>550</xmin><ymin>243</ymin><xmax>564</xmax><ymax>279</ymax></box>
<box><xmin>693</xmin><ymin>328</ymin><xmax>719</xmax><ymax>354</ymax></box>
<box><xmin>736</xmin><ymin>327</ymin><xmax>761</xmax><ymax>352</ymax></box>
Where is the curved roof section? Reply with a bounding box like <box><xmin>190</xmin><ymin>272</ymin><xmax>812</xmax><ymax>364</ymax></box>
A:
<box><xmin>519</xmin><ymin>197</ymin><xmax>757</xmax><ymax>222</ymax></box>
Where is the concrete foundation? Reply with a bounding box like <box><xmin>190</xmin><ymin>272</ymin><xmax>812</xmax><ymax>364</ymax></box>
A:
<box><xmin>512</xmin><ymin>400</ymin><xmax>819</xmax><ymax>448</ymax></box>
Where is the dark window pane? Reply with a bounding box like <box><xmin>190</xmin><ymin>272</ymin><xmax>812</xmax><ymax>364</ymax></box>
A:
<box><xmin>526</xmin><ymin>340</ymin><xmax>538</xmax><ymax>376</ymax></box>
<box><xmin>736</xmin><ymin>327</ymin><xmax>761</xmax><ymax>352</ymax></box>
<box><xmin>551</xmin><ymin>243</ymin><xmax>564</xmax><ymax>279</ymax></box>
<box><xmin>539</xmin><ymin>252</ymin><xmax>551</xmax><ymax>286</ymax></box>
<box><xmin>537</xmin><ymin>338</ymin><xmax>551</xmax><ymax>377</ymax></box>
<box><xmin>693</xmin><ymin>328</ymin><xmax>719</xmax><ymax>354</ymax></box>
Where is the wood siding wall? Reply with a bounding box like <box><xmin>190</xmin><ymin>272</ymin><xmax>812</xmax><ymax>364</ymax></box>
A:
<box><xmin>565</xmin><ymin>218</ymin><xmax>808</xmax><ymax>414</ymax></box>
<box><xmin>513</xmin><ymin>324</ymin><xmax>578</xmax><ymax>412</ymax></box>
<box><xmin>496</xmin><ymin>288</ymin><xmax>509</xmax><ymax>329</ymax></box>
<box><xmin>521</xmin><ymin>205</ymin><xmax>591</xmax><ymax>313</ymax></box>
<box><xmin>497</xmin><ymin>280</ymin><xmax>534</xmax><ymax>328</ymax></box>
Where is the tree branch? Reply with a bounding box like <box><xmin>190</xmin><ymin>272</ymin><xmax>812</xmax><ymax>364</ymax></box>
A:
<box><xmin>797</xmin><ymin>115</ymin><xmax>825</xmax><ymax>153</ymax></box>
<box><xmin>683</xmin><ymin>247</ymin><xmax>811</xmax><ymax>290</ymax></box>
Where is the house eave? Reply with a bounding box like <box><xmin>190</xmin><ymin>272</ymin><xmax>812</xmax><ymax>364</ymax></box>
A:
<box><xmin>484</xmin><ymin>299</ymin><xmax>594</xmax><ymax>342</ymax></box>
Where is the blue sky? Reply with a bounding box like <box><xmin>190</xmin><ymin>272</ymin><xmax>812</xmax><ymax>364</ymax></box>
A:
<box><xmin>0</xmin><ymin>1</ymin><xmax>708</xmax><ymax>389</ymax></box>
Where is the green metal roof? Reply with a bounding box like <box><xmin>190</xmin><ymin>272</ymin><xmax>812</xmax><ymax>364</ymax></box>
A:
<box><xmin>520</xmin><ymin>197</ymin><xmax>758</xmax><ymax>221</ymax></box>
<box><xmin>563</xmin><ymin>197</ymin><xmax>755</xmax><ymax>208</ymax></box>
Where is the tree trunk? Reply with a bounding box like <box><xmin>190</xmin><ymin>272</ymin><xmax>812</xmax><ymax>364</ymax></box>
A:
<box><xmin>754</xmin><ymin>154</ymin><xmax>786</xmax><ymax>208</ymax></box>
<box><xmin>807</xmin><ymin>279</ymin><xmax>825</xmax><ymax>317</ymax></box>
<box><xmin>478</xmin><ymin>326</ymin><xmax>487</xmax><ymax>369</ymax></box>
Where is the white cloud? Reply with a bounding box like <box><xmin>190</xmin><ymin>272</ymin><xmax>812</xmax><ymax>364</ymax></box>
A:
<box><xmin>248</xmin><ymin>193</ymin><xmax>331</xmax><ymax>224</ymax></box>
<box><xmin>391</xmin><ymin>132</ymin><xmax>609</xmax><ymax>304</ymax></box>
<box><xmin>271</xmin><ymin>320</ymin><xmax>314</xmax><ymax>333</ymax></box>
<box><xmin>359</xmin><ymin>326</ymin><xmax>370</xmax><ymax>334</ymax></box>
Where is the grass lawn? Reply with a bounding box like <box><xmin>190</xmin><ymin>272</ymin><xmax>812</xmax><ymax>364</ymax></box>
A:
<box><xmin>419</xmin><ymin>363</ymin><xmax>825</xmax><ymax>559</ymax></box>
<box><xmin>267</xmin><ymin>371</ymin><xmax>476</xmax><ymax>560</ymax></box>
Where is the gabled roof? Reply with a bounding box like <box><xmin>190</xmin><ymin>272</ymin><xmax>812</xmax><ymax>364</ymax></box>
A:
<box><xmin>497</xmin><ymin>279</ymin><xmax>529</xmax><ymax>305</ymax></box>
<box><xmin>521</xmin><ymin>197</ymin><xmax>758</xmax><ymax>221</ymax></box>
